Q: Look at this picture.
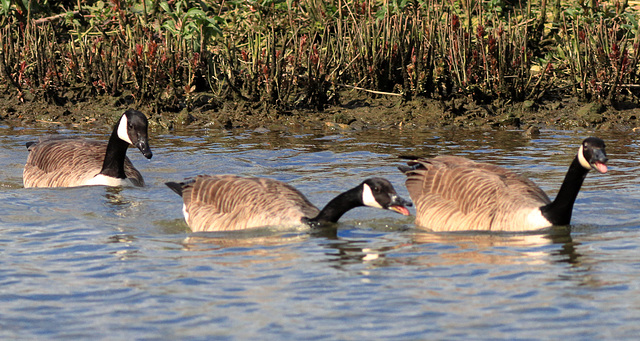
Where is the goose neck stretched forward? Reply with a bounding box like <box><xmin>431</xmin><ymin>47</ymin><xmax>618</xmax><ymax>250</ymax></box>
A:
<box><xmin>165</xmin><ymin>175</ymin><xmax>412</xmax><ymax>232</ymax></box>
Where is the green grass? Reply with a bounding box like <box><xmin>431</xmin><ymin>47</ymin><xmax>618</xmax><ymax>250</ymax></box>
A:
<box><xmin>1</xmin><ymin>0</ymin><xmax>639</xmax><ymax>113</ymax></box>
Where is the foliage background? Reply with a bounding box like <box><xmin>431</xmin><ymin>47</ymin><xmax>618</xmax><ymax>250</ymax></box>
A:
<box><xmin>1</xmin><ymin>0</ymin><xmax>640</xmax><ymax>116</ymax></box>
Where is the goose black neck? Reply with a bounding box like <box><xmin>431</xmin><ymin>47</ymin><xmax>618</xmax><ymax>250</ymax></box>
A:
<box><xmin>99</xmin><ymin>123</ymin><xmax>129</xmax><ymax>179</ymax></box>
<box><xmin>308</xmin><ymin>186</ymin><xmax>364</xmax><ymax>224</ymax></box>
<box><xmin>540</xmin><ymin>157</ymin><xmax>590</xmax><ymax>225</ymax></box>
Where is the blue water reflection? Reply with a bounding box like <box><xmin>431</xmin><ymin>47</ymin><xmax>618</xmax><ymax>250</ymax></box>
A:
<box><xmin>0</xmin><ymin>124</ymin><xmax>639</xmax><ymax>339</ymax></box>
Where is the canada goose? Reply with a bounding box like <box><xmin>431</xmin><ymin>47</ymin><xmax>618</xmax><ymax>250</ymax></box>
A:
<box><xmin>23</xmin><ymin>109</ymin><xmax>153</xmax><ymax>188</ymax></box>
<box><xmin>165</xmin><ymin>175</ymin><xmax>412</xmax><ymax>232</ymax></box>
<box><xmin>399</xmin><ymin>137</ymin><xmax>608</xmax><ymax>232</ymax></box>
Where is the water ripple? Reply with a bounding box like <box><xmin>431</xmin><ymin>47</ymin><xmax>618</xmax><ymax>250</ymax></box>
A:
<box><xmin>0</xmin><ymin>127</ymin><xmax>639</xmax><ymax>339</ymax></box>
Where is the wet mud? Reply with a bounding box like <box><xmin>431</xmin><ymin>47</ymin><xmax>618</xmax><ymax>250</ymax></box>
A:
<box><xmin>1</xmin><ymin>90</ymin><xmax>639</xmax><ymax>133</ymax></box>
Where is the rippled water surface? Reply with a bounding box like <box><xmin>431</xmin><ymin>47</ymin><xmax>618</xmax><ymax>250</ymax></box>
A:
<box><xmin>1</xmin><ymin>122</ymin><xmax>639</xmax><ymax>339</ymax></box>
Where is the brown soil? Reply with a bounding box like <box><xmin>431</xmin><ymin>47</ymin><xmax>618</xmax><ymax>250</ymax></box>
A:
<box><xmin>1</xmin><ymin>90</ymin><xmax>640</xmax><ymax>132</ymax></box>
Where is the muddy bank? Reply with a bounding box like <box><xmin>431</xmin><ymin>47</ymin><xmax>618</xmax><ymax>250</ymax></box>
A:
<box><xmin>1</xmin><ymin>91</ymin><xmax>640</xmax><ymax>133</ymax></box>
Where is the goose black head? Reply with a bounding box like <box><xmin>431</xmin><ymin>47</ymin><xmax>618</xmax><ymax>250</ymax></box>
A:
<box><xmin>577</xmin><ymin>137</ymin><xmax>607</xmax><ymax>174</ymax></box>
<box><xmin>117</xmin><ymin>109</ymin><xmax>153</xmax><ymax>159</ymax></box>
<box><xmin>360</xmin><ymin>177</ymin><xmax>412</xmax><ymax>215</ymax></box>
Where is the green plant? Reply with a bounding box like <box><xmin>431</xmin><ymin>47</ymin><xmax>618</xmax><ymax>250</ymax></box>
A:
<box><xmin>1</xmin><ymin>0</ymin><xmax>640</xmax><ymax>115</ymax></box>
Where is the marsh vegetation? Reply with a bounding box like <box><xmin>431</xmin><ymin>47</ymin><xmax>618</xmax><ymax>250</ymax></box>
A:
<box><xmin>1</xmin><ymin>1</ymin><xmax>640</xmax><ymax>128</ymax></box>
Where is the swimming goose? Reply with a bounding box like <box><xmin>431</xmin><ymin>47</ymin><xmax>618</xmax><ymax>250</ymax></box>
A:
<box><xmin>165</xmin><ymin>175</ymin><xmax>412</xmax><ymax>232</ymax></box>
<box><xmin>23</xmin><ymin>109</ymin><xmax>153</xmax><ymax>188</ymax></box>
<box><xmin>399</xmin><ymin>137</ymin><xmax>608</xmax><ymax>232</ymax></box>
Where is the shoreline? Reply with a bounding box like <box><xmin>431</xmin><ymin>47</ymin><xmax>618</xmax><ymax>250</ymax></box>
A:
<box><xmin>2</xmin><ymin>92</ymin><xmax>639</xmax><ymax>133</ymax></box>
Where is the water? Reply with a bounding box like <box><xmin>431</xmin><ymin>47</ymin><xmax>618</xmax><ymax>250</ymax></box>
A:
<box><xmin>1</xmin><ymin>122</ymin><xmax>639</xmax><ymax>339</ymax></box>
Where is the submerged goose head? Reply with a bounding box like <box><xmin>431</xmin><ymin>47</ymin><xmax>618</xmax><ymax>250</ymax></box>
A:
<box><xmin>117</xmin><ymin>109</ymin><xmax>153</xmax><ymax>159</ymax></box>
<box><xmin>577</xmin><ymin>137</ymin><xmax>608</xmax><ymax>174</ymax></box>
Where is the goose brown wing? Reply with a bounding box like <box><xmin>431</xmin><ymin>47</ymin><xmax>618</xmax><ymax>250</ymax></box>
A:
<box><xmin>181</xmin><ymin>175</ymin><xmax>320</xmax><ymax>232</ymax></box>
<box><xmin>403</xmin><ymin>156</ymin><xmax>551</xmax><ymax>231</ymax></box>
<box><xmin>24</xmin><ymin>139</ymin><xmax>104</xmax><ymax>187</ymax></box>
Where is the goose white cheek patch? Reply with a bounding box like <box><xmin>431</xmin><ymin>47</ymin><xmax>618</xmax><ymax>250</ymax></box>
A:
<box><xmin>117</xmin><ymin>115</ymin><xmax>133</xmax><ymax>144</ymax></box>
<box><xmin>577</xmin><ymin>145</ymin><xmax>592</xmax><ymax>170</ymax></box>
<box><xmin>362</xmin><ymin>183</ymin><xmax>383</xmax><ymax>208</ymax></box>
